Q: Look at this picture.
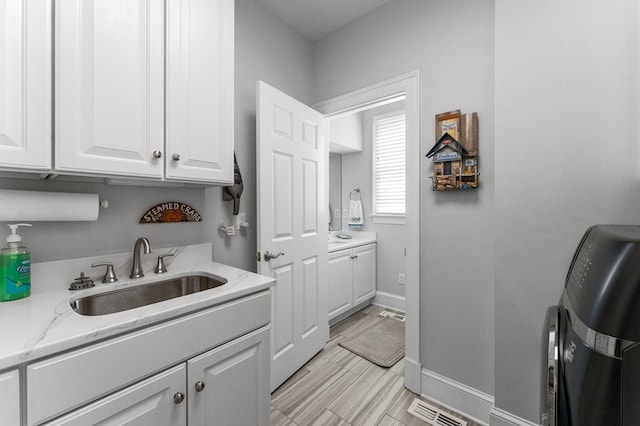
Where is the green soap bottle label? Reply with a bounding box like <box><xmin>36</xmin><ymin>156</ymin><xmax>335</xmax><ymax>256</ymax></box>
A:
<box><xmin>4</xmin><ymin>253</ymin><xmax>30</xmax><ymax>300</ymax></box>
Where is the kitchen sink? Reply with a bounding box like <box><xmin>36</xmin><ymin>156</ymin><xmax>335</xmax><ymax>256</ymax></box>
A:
<box><xmin>70</xmin><ymin>274</ymin><xmax>228</xmax><ymax>316</ymax></box>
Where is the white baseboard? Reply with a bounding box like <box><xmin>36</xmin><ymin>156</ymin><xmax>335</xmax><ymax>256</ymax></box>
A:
<box><xmin>373</xmin><ymin>291</ymin><xmax>405</xmax><ymax>312</ymax></box>
<box><xmin>489</xmin><ymin>406</ymin><xmax>540</xmax><ymax>426</ymax></box>
<box><xmin>420</xmin><ymin>368</ymin><xmax>493</xmax><ymax>426</ymax></box>
<box><xmin>404</xmin><ymin>357</ymin><xmax>421</xmax><ymax>394</ymax></box>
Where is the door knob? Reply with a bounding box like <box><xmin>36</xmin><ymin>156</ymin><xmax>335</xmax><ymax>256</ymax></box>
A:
<box><xmin>172</xmin><ymin>153</ymin><xmax>181</xmax><ymax>161</ymax></box>
<box><xmin>195</xmin><ymin>381</ymin><xmax>206</xmax><ymax>392</ymax></box>
<box><xmin>264</xmin><ymin>250</ymin><xmax>284</xmax><ymax>261</ymax></box>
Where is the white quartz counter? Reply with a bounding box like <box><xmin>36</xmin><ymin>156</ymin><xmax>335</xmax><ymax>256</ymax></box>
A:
<box><xmin>328</xmin><ymin>231</ymin><xmax>376</xmax><ymax>252</ymax></box>
<box><xmin>0</xmin><ymin>243</ymin><xmax>274</xmax><ymax>370</ymax></box>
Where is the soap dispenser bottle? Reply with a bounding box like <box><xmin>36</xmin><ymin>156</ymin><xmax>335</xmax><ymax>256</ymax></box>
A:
<box><xmin>0</xmin><ymin>223</ymin><xmax>32</xmax><ymax>301</ymax></box>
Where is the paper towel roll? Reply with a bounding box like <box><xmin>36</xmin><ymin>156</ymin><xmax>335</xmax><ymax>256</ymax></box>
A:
<box><xmin>0</xmin><ymin>190</ymin><xmax>100</xmax><ymax>221</ymax></box>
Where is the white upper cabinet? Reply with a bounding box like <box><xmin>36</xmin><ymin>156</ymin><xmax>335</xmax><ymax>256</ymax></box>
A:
<box><xmin>55</xmin><ymin>0</ymin><xmax>234</xmax><ymax>184</ymax></box>
<box><xmin>329</xmin><ymin>113</ymin><xmax>362</xmax><ymax>154</ymax></box>
<box><xmin>165</xmin><ymin>0</ymin><xmax>234</xmax><ymax>183</ymax></box>
<box><xmin>55</xmin><ymin>0</ymin><xmax>165</xmax><ymax>178</ymax></box>
<box><xmin>0</xmin><ymin>0</ymin><xmax>51</xmax><ymax>173</ymax></box>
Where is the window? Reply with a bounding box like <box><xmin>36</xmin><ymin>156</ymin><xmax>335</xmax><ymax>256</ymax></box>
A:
<box><xmin>372</xmin><ymin>111</ymin><xmax>405</xmax><ymax>223</ymax></box>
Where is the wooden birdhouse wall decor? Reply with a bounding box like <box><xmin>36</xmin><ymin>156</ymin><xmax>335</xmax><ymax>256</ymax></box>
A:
<box><xmin>427</xmin><ymin>110</ymin><xmax>479</xmax><ymax>191</ymax></box>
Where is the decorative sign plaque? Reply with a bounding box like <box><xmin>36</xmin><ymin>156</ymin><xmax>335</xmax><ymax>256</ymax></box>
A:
<box><xmin>140</xmin><ymin>202</ymin><xmax>202</xmax><ymax>224</ymax></box>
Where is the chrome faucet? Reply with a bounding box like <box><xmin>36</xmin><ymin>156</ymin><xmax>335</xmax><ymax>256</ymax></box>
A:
<box><xmin>130</xmin><ymin>237</ymin><xmax>151</xmax><ymax>278</ymax></box>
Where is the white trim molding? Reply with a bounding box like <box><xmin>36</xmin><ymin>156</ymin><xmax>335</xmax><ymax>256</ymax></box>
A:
<box><xmin>373</xmin><ymin>291</ymin><xmax>406</xmax><ymax>312</ymax></box>
<box><xmin>313</xmin><ymin>70</ymin><xmax>421</xmax><ymax>396</ymax></box>
<box><xmin>421</xmin><ymin>368</ymin><xmax>494</xmax><ymax>426</ymax></box>
<box><xmin>489</xmin><ymin>406</ymin><xmax>540</xmax><ymax>426</ymax></box>
<box><xmin>370</xmin><ymin>214</ymin><xmax>406</xmax><ymax>225</ymax></box>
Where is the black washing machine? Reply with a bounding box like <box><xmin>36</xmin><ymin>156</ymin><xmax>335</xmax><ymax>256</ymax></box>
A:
<box><xmin>541</xmin><ymin>225</ymin><xmax>640</xmax><ymax>425</ymax></box>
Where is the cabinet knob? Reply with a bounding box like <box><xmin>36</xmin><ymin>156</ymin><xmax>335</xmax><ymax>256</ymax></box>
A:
<box><xmin>153</xmin><ymin>150</ymin><xmax>162</xmax><ymax>159</ymax></box>
<box><xmin>173</xmin><ymin>392</ymin><xmax>185</xmax><ymax>404</ymax></box>
<box><xmin>195</xmin><ymin>380</ymin><xmax>206</xmax><ymax>392</ymax></box>
<box><xmin>172</xmin><ymin>153</ymin><xmax>181</xmax><ymax>161</ymax></box>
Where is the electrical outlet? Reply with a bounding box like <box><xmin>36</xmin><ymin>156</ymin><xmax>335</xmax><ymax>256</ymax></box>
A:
<box><xmin>398</xmin><ymin>273</ymin><xmax>405</xmax><ymax>285</ymax></box>
<box><xmin>334</xmin><ymin>209</ymin><xmax>340</xmax><ymax>219</ymax></box>
<box><xmin>343</xmin><ymin>209</ymin><xmax>348</xmax><ymax>219</ymax></box>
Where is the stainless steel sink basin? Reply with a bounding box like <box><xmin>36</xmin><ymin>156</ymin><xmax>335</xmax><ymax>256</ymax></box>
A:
<box><xmin>70</xmin><ymin>274</ymin><xmax>227</xmax><ymax>316</ymax></box>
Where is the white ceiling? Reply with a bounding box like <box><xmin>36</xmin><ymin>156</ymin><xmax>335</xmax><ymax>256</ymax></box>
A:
<box><xmin>254</xmin><ymin>0</ymin><xmax>393</xmax><ymax>42</ymax></box>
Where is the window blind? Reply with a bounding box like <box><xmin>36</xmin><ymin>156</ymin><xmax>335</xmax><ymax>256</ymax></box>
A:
<box><xmin>373</xmin><ymin>113</ymin><xmax>406</xmax><ymax>215</ymax></box>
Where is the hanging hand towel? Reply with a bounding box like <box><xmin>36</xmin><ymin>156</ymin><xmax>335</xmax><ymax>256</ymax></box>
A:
<box><xmin>348</xmin><ymin>199</ymin><xmax>364</xmax><ymax>229</ymax></box>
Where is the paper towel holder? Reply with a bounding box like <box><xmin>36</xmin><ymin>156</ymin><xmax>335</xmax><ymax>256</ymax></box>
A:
<box><xmin>0</xmin><ymin>189</ymin><xmax>106</xmax><ymax>222</ymax></box>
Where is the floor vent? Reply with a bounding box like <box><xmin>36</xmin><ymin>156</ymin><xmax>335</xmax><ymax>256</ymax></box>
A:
<box><xmin>378</xmin><ymin>310</ymin><xmax>406</xmax><ymax>322</ymax></box>
<box><xmin>407</xmin><ymin>398</ymin><xmax>467</xmax><ymax>426</ymax></box>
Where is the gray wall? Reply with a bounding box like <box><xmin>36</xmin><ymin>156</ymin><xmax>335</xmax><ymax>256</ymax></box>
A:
<box><xmin>0</xmin><ymin>179</ymin><xmax>207</xmax><ymax>263</ymax></box>
<box><xmin>339</xmin><ymin>100</ymin><xmax>406</xmax><ymax>298</ymax></box>
<box><xmin>206</xmin><ymin>0</ymin><xmax>314</xmax><ymax>272</ymax></box>
<box><xmin>314</xmin><ymin>0</ymin><xmax>496</xmax><ymax>397</ymax></box>
<box><xmin>494</xmin><ymin>0</ymin><xmax>640</xmax><ymax>421</ymax></box>
<box><xmin>329</xmin><ymin>155</ymin><xmax>342</xmax><ymax>231</ymax></box>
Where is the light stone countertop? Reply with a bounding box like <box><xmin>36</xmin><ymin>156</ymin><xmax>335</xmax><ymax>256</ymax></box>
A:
<box><xmin>328</xmin><ymin>231</ymin><xmax>377</xmax><ymax>252</ymax></box>
<box><xmin>0</xmin><ymin>243</ymin><xmax>274</xmax><ymax>371</ymax></box>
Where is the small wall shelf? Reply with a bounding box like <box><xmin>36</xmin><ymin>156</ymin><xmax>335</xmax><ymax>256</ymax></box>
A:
<box><xmin>427</xmin><ymin>110</ymin><xmax>479</xmax><ymax>191</ymax></box>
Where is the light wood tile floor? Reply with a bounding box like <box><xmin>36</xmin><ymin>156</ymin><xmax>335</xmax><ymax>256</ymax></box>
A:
<box><xmin>271</xmin><ymin>305</ymin><xmax>481</xmax><ymax>426</ymax></box>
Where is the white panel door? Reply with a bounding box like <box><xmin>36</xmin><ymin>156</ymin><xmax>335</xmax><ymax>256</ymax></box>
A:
<box><xmin>257</xmin><ymin>81</ymin><xmax>329</xmax><ymax>392</ymax></box>
<box><xmin>165</xmin><ymin>0</ymin><xmax>234</xmax><ymax>183</ymax></box>
<box><xmin>55</xmin><ymin>0</ymin><xmax>164</xmax><ymax>178</ymax></box>
<box><xmin>0</xmin><ymin>369</ymin><xmax>20</xmax><ymax>426</ymax></box>
<box><xmin>187</xmin><ymin>326</ymin><xmax>270</xmax><ymax>426</ymax></box>
<box><xmin>328</xmin><ymin>249</ymin><xmax>353</xmax><ymax>320</ymax></box>
<box><xmin>353</xmin><ymin>243</ymin><xmax>377</xmax><ymax>305</ymax></box>
<box><xmin>0</xmin><ymin>0</ymin><xmax>50</xmax><ymax>172</ymax></box>
<box><xmin>45</xmin><ymin>365</ymin><xmax>186</xmax><ymax>426</ymax></box>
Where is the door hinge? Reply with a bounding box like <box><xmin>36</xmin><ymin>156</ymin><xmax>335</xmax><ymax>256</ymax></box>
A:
<box><xmin>256</xmin><ymin>251</ymin><xmax>261</xmax><ymax>262</ymax></box>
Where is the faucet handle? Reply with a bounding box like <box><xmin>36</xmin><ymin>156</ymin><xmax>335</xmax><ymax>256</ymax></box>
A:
<box><xmin>91</xmin><ymin>262</ymin><xmax>118</xmax><ymax>283</ymax></box>
<box><xmin>154</xmin><ymin>253</ymin><xmax>175</xmax><ymax>274</ymax></box>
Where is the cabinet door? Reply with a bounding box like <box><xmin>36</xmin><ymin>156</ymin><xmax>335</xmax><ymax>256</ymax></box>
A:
<box><xmin>44</xmin><ymin>365</ymin><xmax>186</xmax><ymax>426</ymax></box>
<box><xmin>0</xmin><ymin>0</ymin><xmax>50</xmax><ymax>172</ymax></box>
<box><xmin>55</xmin><ymin>0</ymin><xmax>164</xmax><ymax>178</ymax></box>
<box><xmin>328</xmin><ymin>249</ymin><xmax>353</xmax><ymax>320</ymax></box>
<box><xmin>188</xmin><ymin>326</ymin><xmax>270</xmax><ymax>426</ymax></box>
<box><xmin>352</xmin><ymin>243</ymin><xmax>377</xmax><ymax>305</ymax></box>
<box><xmin>0</xmin><ymin>369</ymin><xmax>20</xmax><ymax>426</ymax></box>
<box><xmin>165</xmin><ymin>0</ymin><xmax>234</xmax><ymax>183</ymax></box>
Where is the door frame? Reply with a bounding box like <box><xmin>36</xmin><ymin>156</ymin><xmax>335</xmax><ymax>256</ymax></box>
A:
<box><xmin>313</xmin><ymin>70</ymin><xmax>421</xmax><ymax>393</ymax></box>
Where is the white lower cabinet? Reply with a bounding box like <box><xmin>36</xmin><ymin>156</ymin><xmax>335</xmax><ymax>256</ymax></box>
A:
<box><xmin>0</xmin><ymin>369</ymin><xmax>20</xmax><ymax>425</ymax></box>
<box><xmin>328</xmin><ymin>243</ymin><xmax>376</xmax><ymax>321</ymax></box>
<box><xmin>44</xmin><ymin>327</ymin><xmax>270</xmax><ymax>426</ymax></box>
<box><xmin>328</xmin><ymin>249</ymin><xmax>354</xmax><ymax>319</ymax></box>
<box><xmin>27</xmin><ymin>290</ymin><xmax>271</xmax><ymax>426</ymax></box>
<box><xmin>187</xmin><ymin>326</ymin><xmax>270</xmax><ymax>426</ymax></box>
<box><xmin>45</xmin><ymin>365</ymin><xmax>187</xmax><ymax>426</ymax></box>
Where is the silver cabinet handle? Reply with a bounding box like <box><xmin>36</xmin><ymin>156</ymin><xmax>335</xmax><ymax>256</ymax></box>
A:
<box><xmin>172</xmin><ymin>153</ymin><xmax>181</xmax><ymax>161</ymax></box>
<box><xmin>173</xmin><ymin>392</ymin><xmax>185</xmax><ymax>404</ymax></box>
<box><xmin>195</xmin><ymin>381</ymin><xmax>206</xmax><ymax>392</ymax></box>
<box><xmin>152</xmin><ymin>150</ymin><xmax>162</xmax><ymax>159</ymax></box>
<box><xmin>264</xmin><ymin>250</ymin><xmax>284</xmax><ymax>261</ymax></box>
